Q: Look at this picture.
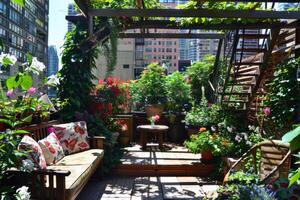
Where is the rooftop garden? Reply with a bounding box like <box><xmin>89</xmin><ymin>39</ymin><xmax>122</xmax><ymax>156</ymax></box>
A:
<box><xmin>0</xmin><ymin>0</ymin><xmax>300</xmax><ymax>199</ymax></box>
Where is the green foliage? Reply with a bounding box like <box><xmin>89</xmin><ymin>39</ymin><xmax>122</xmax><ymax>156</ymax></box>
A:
<box><xmin>186</xmin><ymin>55</ymin><xmax>214</xmax><ymax>102</ymax></box>
<box><xmin>165</xmin><ymin>72</ymin><xmax>191</xmax><ymax>112</ymax></box>
<box><xmin>11</xmin><ymin>0</ymin><xmax>24</xmax><ymax>7</ymax></box>
<box><xmin>178</xmin><ymin>1</ymin><xmax>276</xmax><ymax>27</ymax></box>
<box><xmin>184</xmin><ymin>131</ymin><xmax>232</xmax><ymax>156</ymax></box>
<box><xmin>265</xmin><ymin>58</ymin><xmax>300</xmax><ymax>136</ymax></box>
<box><xmin>282</xmin><ymin>125</ymin><xmax>300</xmax><ymax>186</ymax></box>
<box><xmin>128</xmin><ymin>80</ymin><xmax>144</xmax><ymax>111</ymax></box>
<box><xmin>139</xmin><ymin>63</ymin><xmax>167</xmax><ymax>105</ymax></box>
<box><xmin>185</xmin><ymin>97</ymin><xmax>220</xmax><ymax>127</ymax></box>
<box><xmin>58</xmin><ymin>25</ymin><xmax>98</xmax><ymax>120</ymax></box>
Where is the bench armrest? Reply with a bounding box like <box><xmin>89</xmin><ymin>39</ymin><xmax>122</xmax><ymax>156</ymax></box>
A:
<box><xmin>90</xmin><ymin>136</ymin><xmax>105</xmax><ymax>149</ymax></box>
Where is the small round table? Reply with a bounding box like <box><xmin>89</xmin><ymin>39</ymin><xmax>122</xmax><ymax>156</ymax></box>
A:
<box><xmin>137</xmin><ymin>125</ymin><xmax>169</xmax><ymax>150</ymax></box>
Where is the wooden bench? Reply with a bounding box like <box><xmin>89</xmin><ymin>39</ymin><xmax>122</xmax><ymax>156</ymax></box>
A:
<box><xmin>9</xmin><ymin>120</ymin><xmax>105</xmax><ymax>200</ymax></box>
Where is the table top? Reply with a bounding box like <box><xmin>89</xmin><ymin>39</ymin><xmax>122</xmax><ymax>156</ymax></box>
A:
<box><xmin>137</xmin><ymin>125</ymin><xmax>169</xmax><ymax>131</ymax></box>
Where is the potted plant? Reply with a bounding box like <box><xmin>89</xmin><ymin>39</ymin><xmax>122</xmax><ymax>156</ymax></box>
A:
<box><xmin>185</xmin><ymin>96</ymin><xmax>220</xmax><ymax>137</ymax></box>
<box><xmin>186</xmin><ymin>55</ymin><xmax>214</xmax><ymax>103</ymax></box>
<box><xmin>165</xmin><ymin>72</ymin><xmax>191</xmax><ymax>142</ymax></box>
<box><xmin>184</xmin><ymin>129</ymin><xmax>232</xmax><ymax>163</ymax></box>
<box><xmin>138</xmin><ymin>63</ymin><xmax>167</xmax><ymax>117</ymax></box>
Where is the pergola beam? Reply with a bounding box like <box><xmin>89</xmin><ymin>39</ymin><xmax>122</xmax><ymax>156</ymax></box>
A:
<box><xmin>74</xmin><ymin>0</ymin><xmax>89</xmax><ymax>17</ymax></box>
<box><xmin>119</xmin><ymin>33</ymin><xmax>225</xmax><ymax>39</ymax></box>
<box><xmin>127</xmin><ymin>20</ymin><xmax>299</xmax><ymax>30</ymax></box>
<box><xmin>88</xmin><ymin>9</ymin><xmax>300</xmax><ymax>19</ymax></box>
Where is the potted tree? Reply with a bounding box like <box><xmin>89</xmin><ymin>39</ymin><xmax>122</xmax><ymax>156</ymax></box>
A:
<box><xmin>184</xmin><ymin>129</ymin><xmax>232</xmax><ymax>163</ymax></box>
<box><xmin>165</xmin><ymin>72</ymin><xmax>191</xmax><ymax>143</ymax></box>
<box><xmin>139</xmin><ymin>63</ymin><xmax>167</xmax><ymax>117</ymax></box>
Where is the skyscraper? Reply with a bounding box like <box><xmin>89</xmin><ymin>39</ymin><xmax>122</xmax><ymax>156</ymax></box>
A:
<box><xmin>67</xmin><ymin>3</ymin><xmax>77</xmax><ymax>32</ymax></box>
<box><xmin>47</xmin><ymin>45</ymin><xmax>59</xmax><ymax>97</ymax></box>
<box><xmin>48</xmin><ymin>45</ymin><xmax>59</xmax><ymax>76</ymax></box>
<box><xmin>0</xmin><ymin>0</ymin><xmax>49</xmax><ymax>86</ymax></box>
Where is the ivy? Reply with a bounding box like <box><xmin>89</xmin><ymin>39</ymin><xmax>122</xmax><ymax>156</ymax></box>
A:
<box><xmin>58</xmin><ymin>25</ymin><xmax>98</xmax><ymax>120</ymax></box>
<box><xmin>265</xmin><ymin>58</ymin><xmax>300</xmax><ymax>136</ymax></box>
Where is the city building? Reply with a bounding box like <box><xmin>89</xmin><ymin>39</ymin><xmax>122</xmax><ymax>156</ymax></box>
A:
<box><xmin>94</xmin><ymin>38</ymin><xmax>135</xmax><ymax>81</ymax></box>
<box><xmin>0</xmin><ymin>0</ymin><xmax>49</xmax><ymax>88</ymax></box>
<box><xmin>47</xmin><ymin>45</ymin><xmax>59</xmax><ymax>97</ymax></box>
<box><xmin>67</xmin><ymin>3</ymin><xmax>77</xmax><ymax>32</ymax></box>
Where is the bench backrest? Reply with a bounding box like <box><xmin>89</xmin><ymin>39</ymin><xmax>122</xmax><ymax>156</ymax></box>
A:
<box><xmin>23</xmin><ymin>120</ymin><xmax>60</xmax><ymax>141</ymax></box>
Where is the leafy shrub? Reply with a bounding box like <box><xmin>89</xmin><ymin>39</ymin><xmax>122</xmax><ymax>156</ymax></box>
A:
<box><xmin>165</xmin><ymin>72</ymin><xmax>191</xmax><ymax>113</ymax></box>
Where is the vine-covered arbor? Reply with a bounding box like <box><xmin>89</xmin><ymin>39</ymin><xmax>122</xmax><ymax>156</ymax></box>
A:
<box><xmin>67</xmin><ymin>0</ymin><xmax>300</xmax><ymax>120</ymax></box>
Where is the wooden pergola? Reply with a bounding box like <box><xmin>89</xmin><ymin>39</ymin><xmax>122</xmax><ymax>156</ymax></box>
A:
<box><xmin>69</xmin><ymin>0</ymin><xmax>300</xmax><ymax>53</ymax></box>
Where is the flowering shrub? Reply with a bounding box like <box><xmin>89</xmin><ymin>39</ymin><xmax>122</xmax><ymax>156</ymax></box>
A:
<box><xmin>92</xmin><ymin>77</ymin><xmax>131</xmax><ymax>115</ymax></box>
<box><xmin>184</xmin><ymin>130</ymin><xmax>232</xmax><ymax>156</ymax></box>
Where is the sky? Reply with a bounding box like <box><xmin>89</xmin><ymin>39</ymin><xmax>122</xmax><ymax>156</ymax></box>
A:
<box><xmin>48</xmin><ymin>0</ymin><xmax>74</xmax><ymax>66</ymax></box>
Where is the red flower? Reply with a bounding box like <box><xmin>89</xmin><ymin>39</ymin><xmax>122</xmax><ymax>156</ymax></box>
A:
<box><xmin>111</xmin><ymin>86</ymin><xmax>120</xmax><ymax>97</ymax></box>
<box><xmin>280</xmin><ymin>182</ymin><xmax>288</xmax><ymax>188</ymax></box>
<box><xmin>98</xmin><ymin>80</ymin><xmax>104</xmax><ymax>85</ymax></box>
<box><xmin>106</xmin><ymin>76</ymin><xmax>114</xmax><ymax>85</ymax></box>
<box><xmin>107</xmin><ymin>103</ymin><xmax>113</xmax><ymax>115</ymax></box>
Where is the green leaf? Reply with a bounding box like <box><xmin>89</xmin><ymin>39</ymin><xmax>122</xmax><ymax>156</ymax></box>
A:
<box><xmin>20</xmin><ymin>74</ymin><xmax>33</xmax><ymax>90</ymax></box>
<box><xmin>289</xmin><ymin>170</ymin><xmax>300</xmax><ymax>187</ymax></box>
<box><xmin>6</xmin><ymin>77</ymin><xmax>17</xmax><ymax>90</ymax></box>
<box><xmin>282</xmin><ymin>126</ymin><xmax>300</xmax><ymax>143</ymax></box>
<box><xmin>2</xmin><ymin>57</ymin><xmax>13</xmax><ymax>67</ymax></box>
<box><xmin>12</xmin><ymin>0</ymin><xmax>24</xmax><ymax>7</ymax></box>
<box><xmin>13</xmin><ymin>130</ymin><xmax>29</xmax><ymax>134</ymax></box>
<box><xmin>26</xmin><ymin>53</ymin><xmax>33</xmax><ymax>65</ymax></box>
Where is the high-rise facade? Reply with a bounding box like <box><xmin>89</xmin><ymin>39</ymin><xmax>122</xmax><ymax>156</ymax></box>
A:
<box><xmin>47</xmin><ymin>45</ymin><xmax>58</xmax><ymax>97</ymax></box>
<box><xmin>48</xmin><ymin>45</ymin><xmax>58</xmax><ymax>76</ymax></box>
<box><xmin>67</xmin><ymin>3</ymin><xmax>77</xmax><ymax>32</ymax></box>
<box><xmin>0</xmin><ymin>0</ymin><xmax>49</xmax><ymax>84</ymax></box>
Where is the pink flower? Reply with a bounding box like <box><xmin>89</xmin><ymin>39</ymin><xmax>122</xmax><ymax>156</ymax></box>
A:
<box><xmin>27</xmin><ymin>87</ymin><xmax>36</xmax><ymax>95</ymax></box>
<box><xmin>106</xmin><ymin>76</ymin><xmax>114</xmax><ymax>85</ymax></box>
<box><xmin>263</xmin><ymin>107</ymin><xmax>271</xmax><ymax>116</ymax></box>
<box><xmin>6</xmin><ymin>89</ymin><xmax>13</xmax><ymax>97</ymax></box>
<box><xmin>154</xmin><ymin>115</ymin><xmax>160</xmax><ymax>122</ymax></box>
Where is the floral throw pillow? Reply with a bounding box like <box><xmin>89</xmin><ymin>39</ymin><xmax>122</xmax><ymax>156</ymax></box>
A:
<box><xmin>38</xmin><ymin>133</ymin><xmax>65</xmax><ymax>165</ymax></box>
<box><xmin>52</xmin><ymin>121</ymin><xmax>90</xmax><ymax>155</ymax></box>
<box><xmin>18</xmin><ymin>135</ymin><xmax>47</xmax><ymax>169</ymax></box>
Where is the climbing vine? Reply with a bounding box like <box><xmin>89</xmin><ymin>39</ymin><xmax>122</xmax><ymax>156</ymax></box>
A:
<box><xmin>265</xmin><ymin>58</ymin><xmax>300</xmax><ymax>136</ymax></box>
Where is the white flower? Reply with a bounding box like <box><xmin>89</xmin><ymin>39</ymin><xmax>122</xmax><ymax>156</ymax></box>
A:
<box><xmin>21</xmin><ymin>159</ymin><xmax>34</xmax><ymax>172</ymax></box>
<box><xmin>248</xmin><ymin>125</ymin><xmax>255</xmax><ymax>131</ymax></box>
<box><xmin>227</xmin><ymin>127</ymin><xmax>233</xmax><ymax>133</ymax></box>
<box><xmin>211</xmin><ymin>125</ymin><xmax>216</xmax><ymax>132</ymax></box>
<box><xmin>246</xmin><ymin>141</ymin><xmax>252</xmax><ymax>146</ymax></box>
<box><xmin>235</xmin><ymin>135</ymin><xmax>242</xmax><ymax>142</ymax></box>
<box><xmin>0</xmin><ymin>53</ymin><xmax>17</xmax><ymax>66</ymax></box>
<box><xmin>26</xmin><ymin>57</ymin><xmax>45</xmax><ymax>74</ymax></box>
<box><xmin>47</xmin><ymin>74</ymin><xmax>60</xmax><ymax>86</ymax></box>
<box><xmin>16</xmin><ymin>186</ymin><xmax>31</xmax><ymax>200</ymax></box>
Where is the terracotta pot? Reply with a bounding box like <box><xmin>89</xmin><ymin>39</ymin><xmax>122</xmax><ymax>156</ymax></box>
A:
<box><xmin>201</xmin><ymin>151</ymin><xmax>214</xmax><ymax>162</ymax></box>
<box><xmin>145</xmin><ymin>104</ymin><xmax>164</xmax><ymax>118</ymax></box>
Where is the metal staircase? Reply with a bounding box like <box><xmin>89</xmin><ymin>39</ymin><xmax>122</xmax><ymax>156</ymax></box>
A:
<box><xmin>219</xmin><ymin>28</ymin><xmax>280</xmax><ymax>118</ymax></box>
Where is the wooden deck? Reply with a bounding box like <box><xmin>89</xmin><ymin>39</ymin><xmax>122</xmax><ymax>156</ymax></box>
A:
<box><xmin>77</xmin><ymin>144</ymin><xmax>220</xmax><ymax>199</ymax></box>
<box><xmin>77</xmin><ymin>176</ymin><xmax>219</xmax><ymax>200</ymax></box>
<box><xmin>113</xmin><ymin>144</ymin><xmax>215</xmax><ymax>176</ymax></box>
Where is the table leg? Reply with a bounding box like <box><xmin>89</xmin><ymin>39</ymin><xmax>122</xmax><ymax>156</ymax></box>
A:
<box><xmin>158</xmin><ymin>133</ymin><xmax>164</xmax><ymax>150</ymax></box>
<box><xmin>140</xmin><ymin>131</ymin><xmax>146</xmax><ymax>149</ymax></box>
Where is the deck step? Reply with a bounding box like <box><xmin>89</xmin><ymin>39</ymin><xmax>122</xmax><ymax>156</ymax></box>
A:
<box><xmin>236</xmin><ymin>66</ymin><xmax>260</xmax><ymax>74</ymax></box>
<box><xmin>231</xmin><ymin>73</ymin><xmax>258</xmax><ymax>77</ymax></box>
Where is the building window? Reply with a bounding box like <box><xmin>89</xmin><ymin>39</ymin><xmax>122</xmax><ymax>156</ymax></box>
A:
<box><xmin>145</xmin><ymin>48</ymin><xmax>152</xmax><ymax>52</ymax></box>
<box><xmin>166</xmin><ymin>41</ymin><xmax>172</xmax><ymax>46</ymax></box>
<box><xmin>166</xmin><ymin>48</ymin><xmax>172</xmax><ymax>53</ymax></box>
<box><xmin>0</xmin><ymin>2</ymin><xmax>6</xmax><ymax>15</ymax></box>
<box><xmin>123</xmin><ymin>64</ymin><xmax>129</xmax><ymax>69</ymax></box>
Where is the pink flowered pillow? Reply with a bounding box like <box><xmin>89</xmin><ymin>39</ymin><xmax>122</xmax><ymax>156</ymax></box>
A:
<box><xmin>52</xmin><ymin>121</ymin><xmax>90</xmax><ymax>155</ymax></box>
<box><xmin>38</xmin><ymin>133</ymin><xmax>65</xmax><ymax>165</ymax></box>
<box><xmin>18</xmin><ymin>135</ymin><xmax>47</xmax><ymax>169</ymax></box>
